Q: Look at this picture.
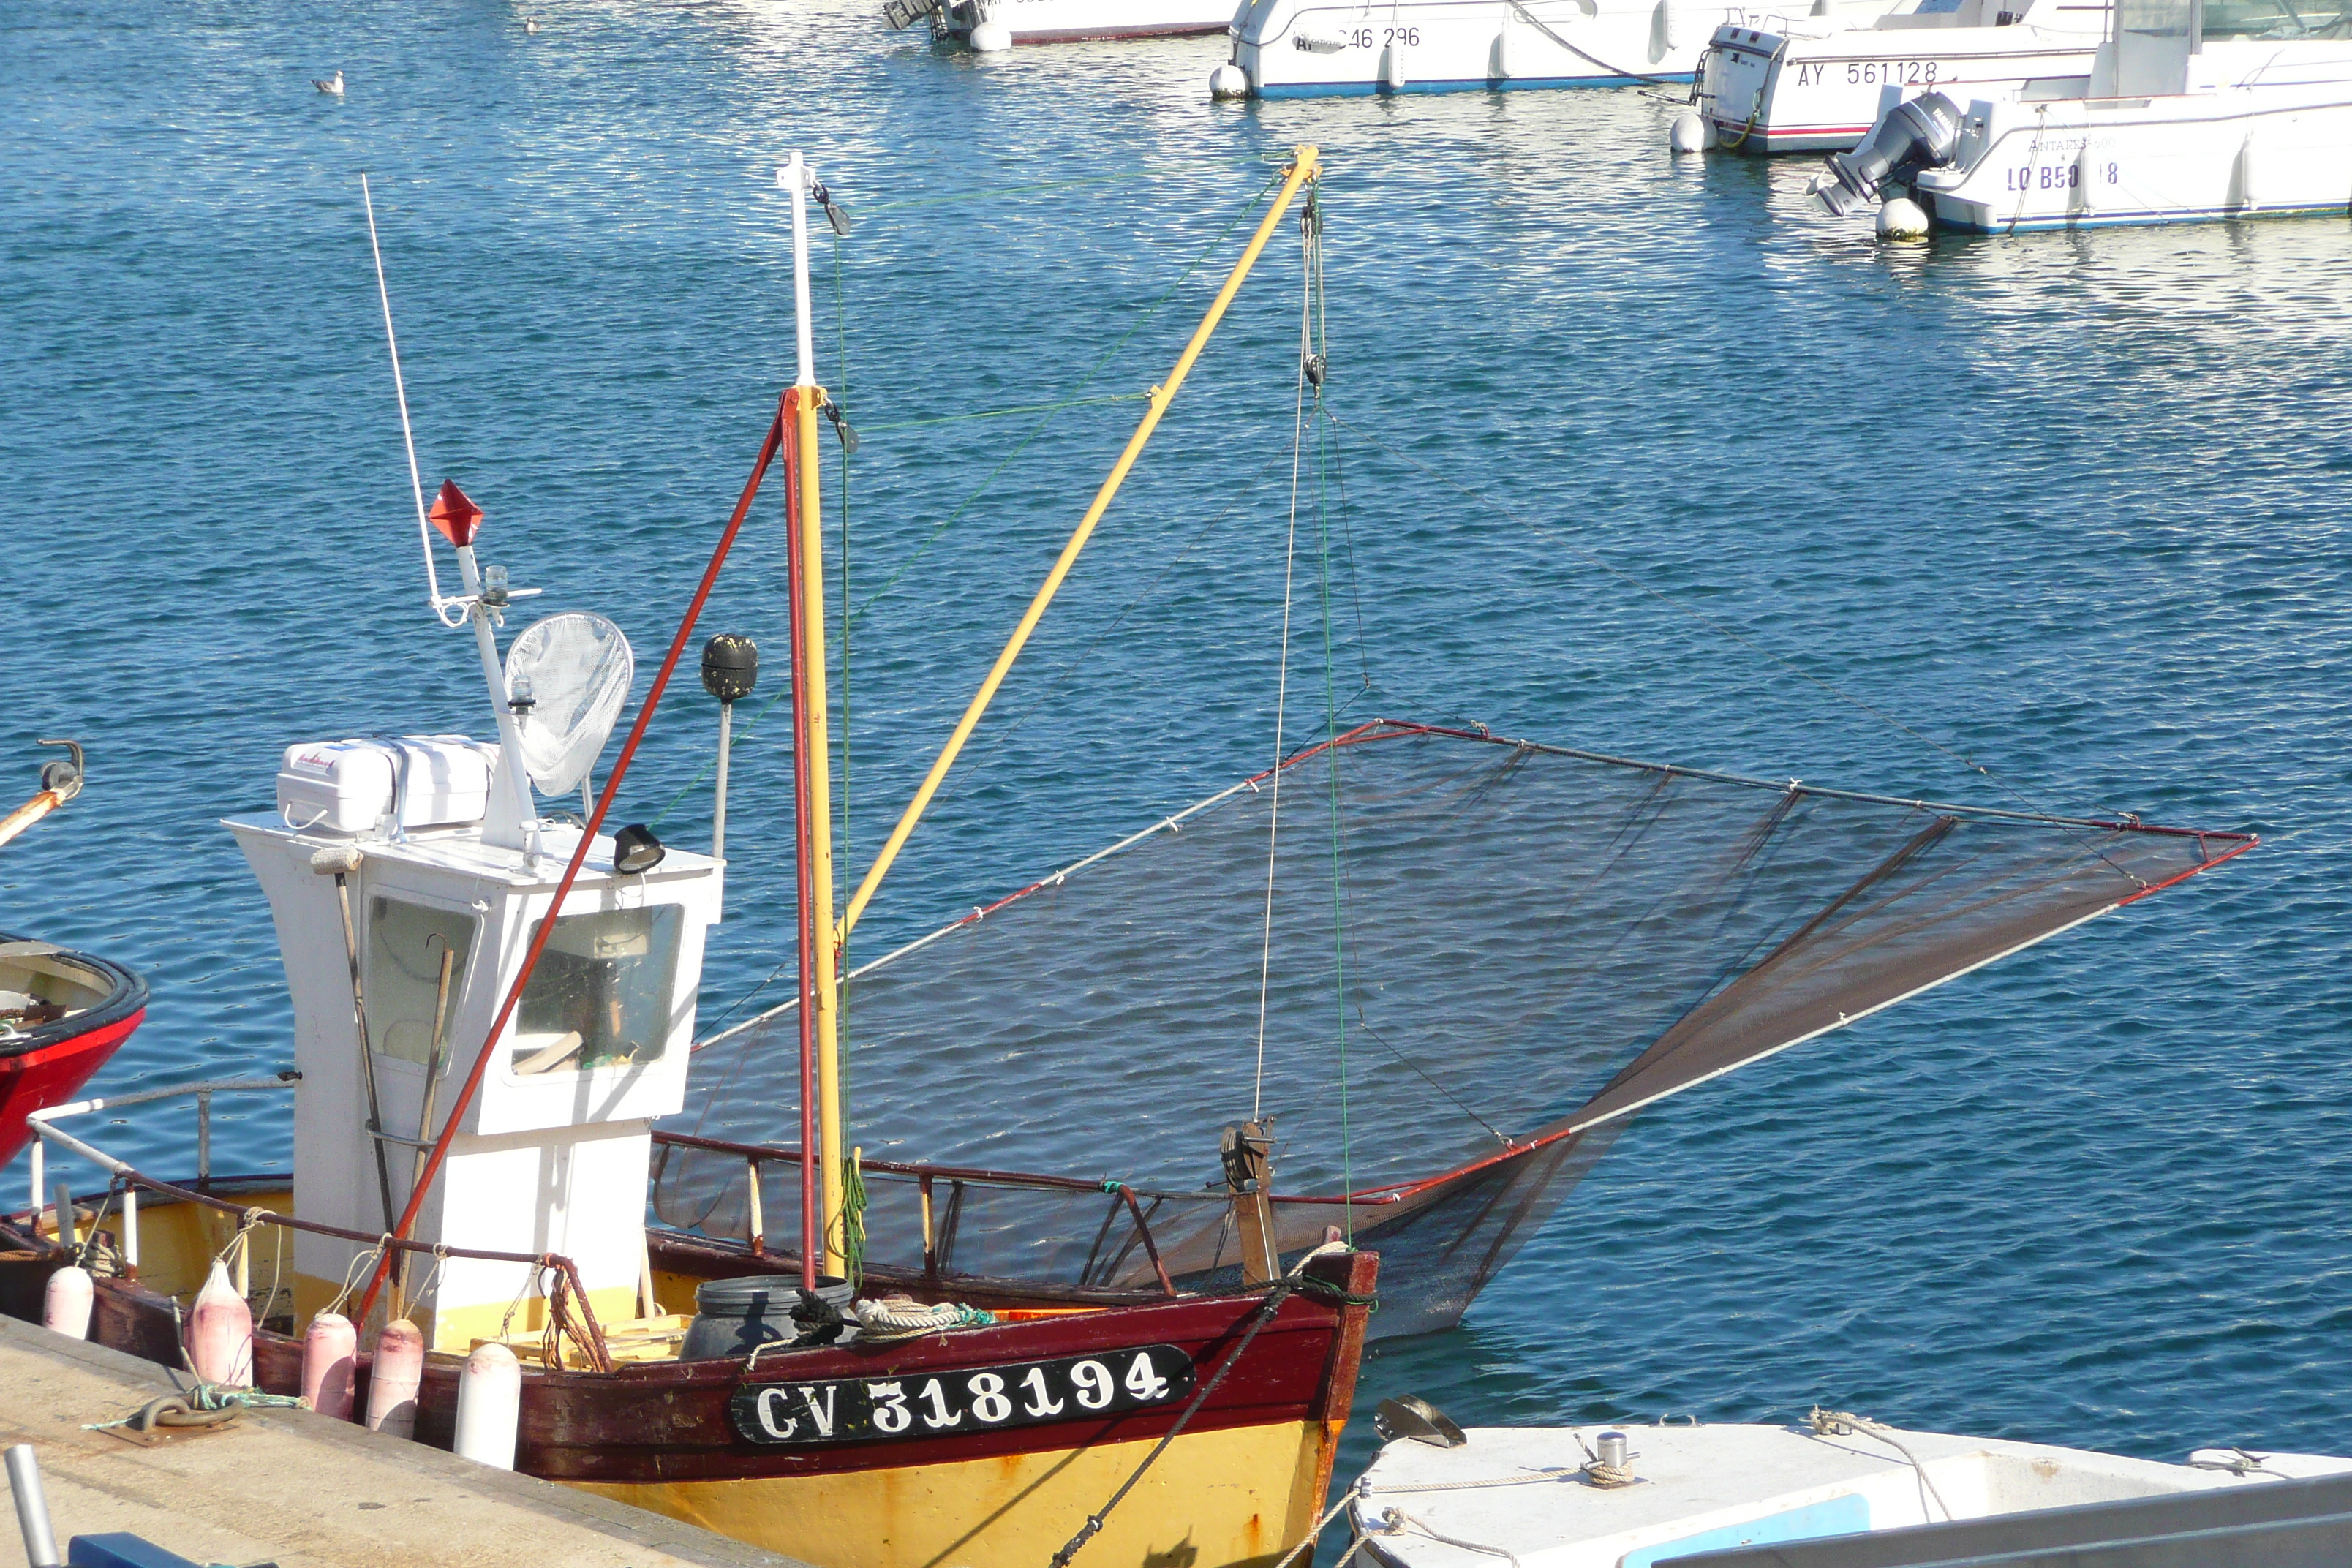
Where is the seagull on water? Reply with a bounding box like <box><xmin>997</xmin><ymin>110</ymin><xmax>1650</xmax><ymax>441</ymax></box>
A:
<box><xmin>313</xmin><ymin>69</ymin><xmax>344</xmax><ymax>94</ymax></box>
<box><xmin>524</xmin><ymin>15</ymin><xmax>540</xmax><ymax>31</ymax></box>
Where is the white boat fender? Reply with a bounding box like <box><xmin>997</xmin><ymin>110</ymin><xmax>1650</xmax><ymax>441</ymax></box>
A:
<box><xmin>42</xmin><ymin>1264</ymin><xmax>92</xmax><ymax>1341</ymax></box>
<box><xmin>1381</xmin><ymin>43</ymin><xmax>1406</xmax><ymax>90</ymax></box>
<box><xmin>454</xmin><ymin>1341</ymin><xmax>523</xmax><ymax>1469</ymax></box>
<box><xmin>1491</xmin><ymin>12</ymin><xmax>1514</xmax><ymax>80</ymax></box>
<box><xmin>1670</xmin><ymin>111</ymin><xmax>1715</xmax><ymax>152</ymax></box>
<box><xmin>1877</xmin><ymin>196</ymin><xmax>1931</xmax><ymax>238</ymax></box>
<box><xmin>365</xmin><ymin>1318</ymin><xmax>425</xmax><ymax>1439</ymax></box>
<box><xmin>188</xmin><ymin>1259</ymin><xmax>254</xmax><ymax>1387</ymax></box>
<box><xmin>302</xmin><ymin>1311</ymin><xmax>358</xmax><ymax>1420</ymax></box>
<box><xmin>2234</xmin><ymin>127</ymin><xmax>2259</xmax><ymax>209</ymax></box>
<box><xmin>970</xmin><ymin>18</ymin><xmax>1013</xmax><ymax>49</ymax></box>
<box><xmin>1210</xmin><ymin>61</ymin><xmax>1249</xmax><ymax>98</ymax></box>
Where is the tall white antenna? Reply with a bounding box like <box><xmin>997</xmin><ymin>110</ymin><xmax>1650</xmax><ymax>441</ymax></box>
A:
<box><xmin>361</xmin><ymin>174</ymin><xmax>458</xmax><ymax>622</ymax></box>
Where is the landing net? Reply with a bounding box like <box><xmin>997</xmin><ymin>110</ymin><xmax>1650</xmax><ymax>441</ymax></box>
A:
<box><xmin>661</xmin><ymin>720</ymin><xmax>2249</xmax><ymax>1335</ymax></box>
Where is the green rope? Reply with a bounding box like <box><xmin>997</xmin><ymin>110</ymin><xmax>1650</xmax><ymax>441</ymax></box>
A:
<box><xmin>836</xmin><ymin>1150</ymin><xmax>867</xmax><ymax>1291</ymax></box>
<box><xmin>862</xmin><ymin>173</ymin><xmax>1145</xmax><ymax>211</ymax></box>
<box><xmin>858</xmin><ymin>391</ymin><xmax>1152</xmax><ymax>433</ymax></box>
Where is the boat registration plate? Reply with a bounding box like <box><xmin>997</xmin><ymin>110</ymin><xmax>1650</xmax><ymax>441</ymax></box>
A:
<box><xmin>729</xmin><ymin>1344</ymin><xmax>1199</xmax><ymax>1445</ymax></box>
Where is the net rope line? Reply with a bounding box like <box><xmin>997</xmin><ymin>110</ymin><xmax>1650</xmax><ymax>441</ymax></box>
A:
<box><xmin>1252</xmin><ymin>185</ymin><xmax>1319</xmax><ymax>1120</ymax></box>
<box><xmin>692</xmin><ymin>717</ymin><xmax>2241</xmax><ymax>1060</ymax></box>
<box><xmin>647</xmin><ymin>165</ymin><xmax>1289</xmax><ymax>836</ymax></box>
<box><xmin>1316</xmin><ymin>404</ymin><xmax>2143</xmax><ymax>867</ymax></box>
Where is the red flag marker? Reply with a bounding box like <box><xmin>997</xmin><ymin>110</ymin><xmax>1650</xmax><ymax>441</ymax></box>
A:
<box><xmin>429</xmin><ymin>480</ymin><xmax>482</xmax><ymax>548</ymax></box>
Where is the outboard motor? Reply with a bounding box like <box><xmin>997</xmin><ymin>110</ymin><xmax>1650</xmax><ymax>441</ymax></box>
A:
<box><xmin>1812</xmin><ymin>92</ymin><xmax>1964</xmax><ymax>215</ymax></box>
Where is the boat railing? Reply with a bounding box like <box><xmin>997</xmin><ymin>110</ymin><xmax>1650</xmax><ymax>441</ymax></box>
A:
<box><xmin>22</xmin><ymin>1070</ymin><xmax>615</xmax><ymax>1369</ymax></box>
<box><xmin>650</xmin><ymin>1129</ymin><xmax>1393</xmax><ymax>1297</ymax></box>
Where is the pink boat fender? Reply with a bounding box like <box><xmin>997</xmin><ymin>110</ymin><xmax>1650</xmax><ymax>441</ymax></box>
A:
<box><xmin>187</xmin><ymin>1259</ymin><xmax>253</xmax><ymax>1387</ymax></box>
<box><xmin>301</xmin><ymin>1311</ymin><xmax>358</xmax><ymax>1419</ymax></box>
<box><xmin>42</xmin><ymin>1264</ymin><xmax>91</xmax><ymax>1340</ymax></box>
<box><xmin>364</xmin><ymin>1319</ymin><xmax>424</xmax><ymax>1439</ymax></box>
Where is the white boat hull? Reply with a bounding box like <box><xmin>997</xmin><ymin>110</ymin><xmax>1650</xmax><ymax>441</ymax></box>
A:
<box><xmin>1229</xmin><ymin>0</ymin><xmax>1733</xmax><ymax>96</ymax></box>
<box><xmin>1352</xmin><ymin>1422</ymin><xmax>2352</xmax><ymax>1568</ymax></box>
<box><xmin>1915</xmin><ymin>48</ymin><xmax>2352</xmax><ymax>230</ymax></box>
<box><xmin>934</xmin><ymin>0</ymin><xmax>1238</xmax><ymax>42</ymax></box>
<box><xmin>1703</xmin><ymin>15</ymin><xmax>2098</xmax><ymax>151</ymax></box>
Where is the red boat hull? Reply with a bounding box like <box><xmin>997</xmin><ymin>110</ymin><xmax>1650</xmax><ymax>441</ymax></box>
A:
<box><xmin>0</xmin><ymin>937</ymin><xmax>148</xmax><ymax>1164</ymax></box>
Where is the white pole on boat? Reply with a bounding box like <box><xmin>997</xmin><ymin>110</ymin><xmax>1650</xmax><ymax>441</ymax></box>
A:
<box><xmin>361</xmin><ymin>176</ymin><xmax>457</xmax><ymax>622</ymax></box>
<box><xmin>785</xmin><ymin>151</ymin><xmax>817</xmax><ymax>391</ymax></box>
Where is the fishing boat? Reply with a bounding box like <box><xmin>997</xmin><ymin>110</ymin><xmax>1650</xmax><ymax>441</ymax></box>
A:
<box><xmin>1337</xmin><ymin>1406</ymin><xmax>2352</xmax><ymax>1566</ymax></box>
<box><xmin>1687</xmin><ymin>0</ymin><xmax>2109</xmax><ymax>154</ymax></box>
<box><xmin>0</xmin><ymin>742</ymin><xmax>149</xmax><ymax>1166</ymax></box>
<box><xmin>1810</xmin><ymin>0</ymin><xmax>2352</xmax><ymax>230</ymax></box>
<box><xmin>0</xmin><ymin>148</ymin><xmax>1380</xmax><ymax>1568</ymax></box>
<box><xmin>889</xmin><ymin>0</ymin><xmax>1237</xmax><ymax>48</ymax></box>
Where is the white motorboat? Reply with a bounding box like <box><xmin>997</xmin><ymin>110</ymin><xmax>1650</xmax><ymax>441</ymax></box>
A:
<box><xmin>1343</xmin><ymin>1409</ymin><xmax>2352</xmax><ymax>1567</ymax></box>
<box><xmin>892</xmin><ymin>0</ymin><xmax>1238</xmax><ymax>45</ymax></box>
<box><xmin>1218</xmin><ymin>0</ymin><xmax>1734</xmax><ymax>99</ymax></box>
<box><xmin>1810</xmin><ymin>0</ymin><xmax>2352</xmax><ymax>230</ymax></box>
<box><xmin>1695</xmin><ymin>0</ymin><xmax>2110</xmax><ymax>153</ymax></box>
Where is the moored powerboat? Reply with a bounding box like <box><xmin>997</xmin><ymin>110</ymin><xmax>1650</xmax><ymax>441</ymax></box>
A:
<box><xmin>1218</xmin><ymin>0</ymin><xmax>1745</xmax><ymax>99</ymax></box>
<box><xmin>0</xmin><ymin>743</ymin><xmax>149</xmax><ymax>1166</ymax></box>
<box><xmin>0</xmin><ymin>936</ymin><xmax>146</xmax><ymax>1169</ymax></box>
<box><xmin>1338</xmin><ymin>1411</ymin><xmax>2352</xmax><ymax>1567</ymax></box>
<box><xmin>889</xmin><ymin>0</ymin><xmax>1237</xmax><ymax>47</ymax></box>
<box><xmin>1810</xmin><ymin>0</ymin><xmax>2352</xmax><ymax>231</ymax></box>
<box><xmin>1693</xmin><ymin>0</ymin><xmax>2108</xmax><ymax>154</ymax></box>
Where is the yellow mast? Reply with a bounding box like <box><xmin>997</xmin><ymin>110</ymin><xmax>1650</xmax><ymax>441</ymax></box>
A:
<box><xmin>837</xmin><ymin>146</ymin><xmax>1324</xmax><ymax>943</ymax></box>
<box><xmin>783</xmin><ymin>152</ymin><xmax>849</xmax><ymax>1279</ymax></box>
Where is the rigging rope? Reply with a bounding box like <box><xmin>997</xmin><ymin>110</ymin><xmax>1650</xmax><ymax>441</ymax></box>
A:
<box><xmin>1304</xmin><ymin>192</ymin><xmax>1356</xmax><ymax>1240</ymax></box>
<box><xmin>648</xmin><ymin>167</ymin><xmax>1290</xmax><ymax>839</ymax></box>
<box><xmin>1251</xmin><ymin>182</ymin><xmax>1320</xmax><ymax>1122</ymax></box>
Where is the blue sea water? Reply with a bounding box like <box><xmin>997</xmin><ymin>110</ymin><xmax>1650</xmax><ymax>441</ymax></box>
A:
<box><xmin>6</xmin><ymin>0</ymin><xmax>2352</xmax><ymax>1512</ymax></box>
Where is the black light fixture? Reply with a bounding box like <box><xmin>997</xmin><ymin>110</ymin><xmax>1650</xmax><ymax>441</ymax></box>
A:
<box><xmin>701</xmin><ymin>635</ymin><xmax>759</xmax><ymax>703</ymax></box>
<box><xmin>612</xmin><ymin>822</ymin><xmax>666</xmax><ymax>874</ymax></box>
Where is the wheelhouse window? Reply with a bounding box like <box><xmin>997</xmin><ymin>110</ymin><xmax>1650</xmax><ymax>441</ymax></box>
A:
<box><xmin>510</xmin><ymin>905</ymin><xmax>683</xmax><ymax>1075</ymax></box>
<box><xmin>366</xmin><ymin>896</ymin><xmax>476</xmax><ymax>1071</ymax></box>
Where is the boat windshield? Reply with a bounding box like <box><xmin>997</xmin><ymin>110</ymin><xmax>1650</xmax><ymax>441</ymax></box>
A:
<box><xmin>2202</xmin><ymin>0</ymin><xmax>2352</xmax><ymax>36</ymax></box>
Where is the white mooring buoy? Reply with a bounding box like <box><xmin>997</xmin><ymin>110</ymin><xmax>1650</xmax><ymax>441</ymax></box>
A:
<box><xmin>1877</xmin><ymin>196</ymin><xmax>1931</xmax><ymax>239</ymax></box>
<box><xmin>42</xmin><ymin>1264</ymin><xmax>91</xmax><ymax>1341</ymax></box>
<box><xmin>1210</xmin><ymin>61</ymin><xmax>1248</xmax><ymax>99</ymax></box>
<box><xmin>1670</xmin><ymin>110</ymin><xmax>1714</xmax><ymax>154</ymax></box>
<box><xmin>970</xmin><ymin>18</ymin><xmax>1013</xmax><ymax>50</ymax></box>
<box><xmin>454</xmin><ymin>1341</ymin><xmax>524</xmax><ymax>1469</ymax></box>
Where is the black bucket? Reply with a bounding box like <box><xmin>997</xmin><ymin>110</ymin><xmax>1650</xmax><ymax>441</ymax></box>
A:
<box><xmin>679</xmin><ymin>1274</ymin><xmax>855</xmax><ymax>1360</ymax></box>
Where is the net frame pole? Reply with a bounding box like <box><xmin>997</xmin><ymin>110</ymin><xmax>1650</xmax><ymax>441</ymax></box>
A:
<box><xmin>783</xmin><ymin>396</ymin><xmax>821</xmax><ymax>1291</ymax></box>
<box><xmin>837</xmin><ymin>145</ymin><xmax>1325</xmax><ymax>942</ymax></box>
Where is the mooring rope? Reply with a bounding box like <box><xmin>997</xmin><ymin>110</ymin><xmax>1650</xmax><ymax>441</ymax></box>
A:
<box><xmin>1049</xmin><ymin>1243</ymin><xmax>1352</xmax><ymax>1568</ymax></box>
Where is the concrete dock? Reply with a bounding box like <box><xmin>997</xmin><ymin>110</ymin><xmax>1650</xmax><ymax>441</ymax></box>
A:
<box><xmin>0</xmin><ymin>1313</ymin><xmax>807</xmax><ymax>1568</ymax></box>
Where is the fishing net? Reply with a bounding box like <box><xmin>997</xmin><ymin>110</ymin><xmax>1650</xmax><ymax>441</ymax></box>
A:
<box><xmin>658</xmin><ymin>721</ymin><xmax>2247</xmax><ymax>1337</ymax></box>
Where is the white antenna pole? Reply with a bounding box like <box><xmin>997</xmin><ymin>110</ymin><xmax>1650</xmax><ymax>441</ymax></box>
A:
<box><xmin>361</xmin><ymin>175</ymin><xmax>455</xmax><ymax>620</ymax></box>
<box><xmin>782</xmin><ymin>152</ymin><xmax>817</xmax><ymax>390</ymax></box>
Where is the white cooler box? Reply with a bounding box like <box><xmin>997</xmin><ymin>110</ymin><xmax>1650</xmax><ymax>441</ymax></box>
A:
<box><xmin>277</xmin><ymin>735</ymin><xmax>501</xmax><ymax>835</ymax></box>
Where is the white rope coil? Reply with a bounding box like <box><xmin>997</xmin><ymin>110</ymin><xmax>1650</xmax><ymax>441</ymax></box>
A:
<box><xmin>853</xmin><ymin>1296</ymin><xmax>997</xmax><ymax>1342</ymax></box>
